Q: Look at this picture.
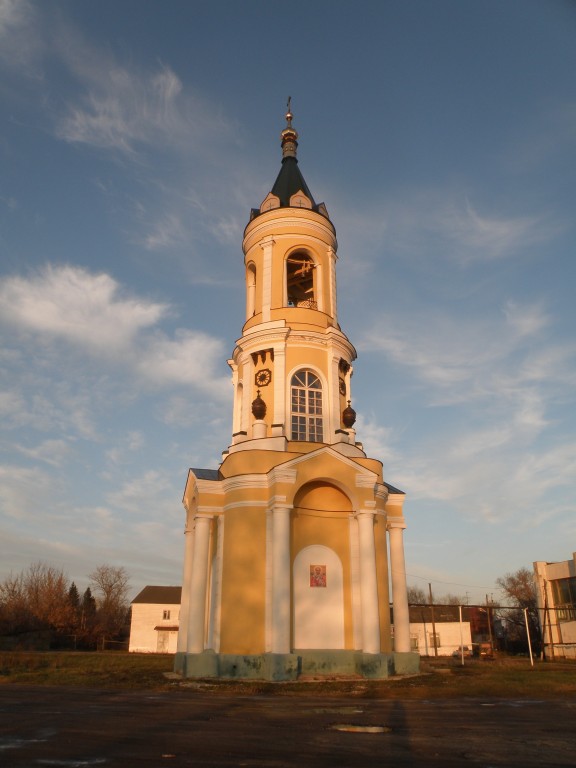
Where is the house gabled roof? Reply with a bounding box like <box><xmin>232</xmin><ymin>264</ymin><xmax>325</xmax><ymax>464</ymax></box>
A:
<box><xmin>131</xmin><ymin>586</ymin><xmax>182</xmax><ymax>605</ymax></box>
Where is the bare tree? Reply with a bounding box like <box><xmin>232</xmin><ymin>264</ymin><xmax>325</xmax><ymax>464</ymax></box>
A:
<box><xmin>436</xmin><ymin>593</ymin><xmax>467</xmax><ymax>605</ymax></box>
<box><xmin>0</xmin><ymin>562</ymin><xmax>74</xmax><ymax>642</ymax></box>
<box><xmin>407</xmin><ymin>585</ymin><xmax>428</xmax><ymax>604</ymax></box>
<box><xmin>496</xmin><ymin>567</ymin><xmax>540</xmax><ymax>648</ymax></box>
<box><xmin>24</xmin><ymin>562</ymin><xmax>75</xmax><ymax>632</ymax></box>
<box><xmin>88</xmin><ymin>565</ymin><xmax>131</xmax><ymax>647</ymax></box>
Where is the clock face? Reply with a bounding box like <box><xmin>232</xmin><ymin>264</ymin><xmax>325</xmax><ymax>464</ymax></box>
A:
<box><xmin>339</xmin><ymin>377</ymin><xmax>346</xmax><ymax>396</ymax></box>
<box><xmin>255</xmin><ymin>368</ymin><xmax>272</xmax><ymax>387</ymax></box>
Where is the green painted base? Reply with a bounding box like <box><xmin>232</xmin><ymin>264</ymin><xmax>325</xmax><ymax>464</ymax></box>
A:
<box><xmin>174</xmin><ymin>650</ymin><xmax>420</xmax><ymax>681</ymax></box>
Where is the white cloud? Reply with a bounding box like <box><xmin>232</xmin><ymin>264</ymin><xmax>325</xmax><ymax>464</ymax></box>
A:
<box><xmin>354</xmin><ymin>414</ymin><xmax>396</xmax><ymax>463</ymax></box>
<box><xmin>0</xmin><ymin>0</ymin><xmax>43</xmax><ymax>75</ymax></box>
<box><xmin>105</xmin><ymin>431</ymin><xmax>145</xmax><ymax>467</ymax></box>
<box><xmin>440</xmin><ymin>200</ymin><xmax>542</xmax><ymax>261</ymax></box>
<box><xmin>57</xmin><ymin>64</ymin><xmax>186</xmax><ymax>153</ymax></box>
<box><xmin>0</xmin><ymin>263</ymin><xmax>230</xmax><ymax>397</ymax></box>
<box><xmin>0</xmin><ymin>264</ymin><xmax>167</xmax><ymax>353</ymax></box>
<box><xmin>360</xmin><ymin>298</ymin><xmax>564</xmax><ymax>407</ymax></box>
<box><xmin>138</xmin><ymin>212</ymin><xmax>187</xmax><ymax>251</ymax></box>
<box><xmin>502</xmin><ymin>299</ymin><xmax>550</xmax><ymax>337</ymax></box>
<box><xmin>139</xmin><ymin>329</ymin><xmax>228</xmax><ymax>395</ymax></box>
<box><xmin>106</xmin><ymin>470</ymin><xmax>174</xmax><ymax>516</ymax></box>
<box><xmin>14</xmin><ymin>438</ymin><xmax>72</xmax><ymax>467</ymax></box>
<box><xmin>338</xmin><ymin>189</ymin><xmax>561</xmax><ymax>269</ymax></box>
<box><xmin>0</xmin><ymin>0</ymin><xmax>31</xmax><ymax>40</ymax></box>
<box><xmin>0</xmin><ymin>464</ymin><xmax>59</xmax><ymax>519</ymax></box>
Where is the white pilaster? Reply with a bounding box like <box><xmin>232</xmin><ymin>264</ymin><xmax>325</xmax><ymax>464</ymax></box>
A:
<box><xmin>357</xmin><ymin>510</ymin><xmax>381</xmax><ymax>654</ymax></box>
<box><xmin>272</xmin><ymin>345</ymin><xmax>286</xmax><ymax>433</ymax></box>
<box><xmin>176</xmin><ymin>513</ymin><xmax>195</xmax><ymax>653</ymax></box>
<box><xmin>315</xmin><ymin>262</ymin><xmax>324</xmax><ymax>313</ymax></box>
<box><xmin>261</xmin><ymin>237</ymin><xmax>274</xmax><ymax>323</ymax></box>
<box><xmin>388</xmin><ymin>521</ymin><xmax>410</xmax><ymax>653</ymax></box>
<box><xmin>241</xmin><ymin>352</ymin><xmax>252</xmax><ymax>434</ymax></box>
<box><xmin>270</xmin><ymin>504</ymin><xmax>292</xmax><ymax>654</ymax></box>
<box><xmin>349</xmin><ymin>515</ymin><xmax>362</xmax><ymax>649</ymax></box>
<box><xmin>328</xmin><ymin>246</ymin><xmax>338</xmax><ymax>322</ymax></box>
<box><xmin>331</xmin><ymin>353</ymin><xmax>341</xmax><ymax>437</ymax></box>
<box><xmin>186</xmin><ymin>514</ymin><xmax>213</xmax><ymax>654</ymax></box>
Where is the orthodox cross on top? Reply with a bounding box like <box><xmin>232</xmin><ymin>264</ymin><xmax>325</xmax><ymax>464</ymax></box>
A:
<box><xmin>286</xmin><ymin>96</ymin><xmax>293</xmax><ymax>128</ymax></box>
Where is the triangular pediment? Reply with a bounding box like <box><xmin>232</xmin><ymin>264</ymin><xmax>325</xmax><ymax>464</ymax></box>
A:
<box><xmin>269</xmin><ymin>445</ymin><xmax>379</xmax><ymax>483</ymax></box>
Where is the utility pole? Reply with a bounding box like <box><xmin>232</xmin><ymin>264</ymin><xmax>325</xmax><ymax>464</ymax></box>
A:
<box><xmin>486</xmin><ymin>594</ymin><xmax>494</xmax><ymax>654</ymax></box>
<box><xmin>429</xmin><ymin>583</ymin><xmax>438</xmax><ymax>657</ymax></box>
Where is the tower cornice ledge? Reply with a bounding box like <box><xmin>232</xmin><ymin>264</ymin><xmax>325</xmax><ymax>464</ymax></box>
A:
<box><xmin>235</xmin><ymin>323</ymin><xmax>290</xmax><ymax>349</ymax></box>
<box><xmin>243</xmin><ymin>209</ymin><xmax>337</xmax><ymax>252</ymax></box>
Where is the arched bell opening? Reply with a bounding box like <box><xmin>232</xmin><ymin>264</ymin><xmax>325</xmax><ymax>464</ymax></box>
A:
<box><xmin>286</xmin><ymin>251</ymin><xmax>317</xmax><ymax>309</ymax></box>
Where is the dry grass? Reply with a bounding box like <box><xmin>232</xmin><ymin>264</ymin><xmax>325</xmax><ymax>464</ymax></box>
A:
<box><xmin>1</xmin><ymin>651</ymin><xmax>575</xmax><ymax>699</ymax></box>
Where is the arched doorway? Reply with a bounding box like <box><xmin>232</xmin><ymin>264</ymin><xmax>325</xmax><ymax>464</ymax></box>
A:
<box><xmin>293</xmin><ymin>544</ymin><xmax>344</xmax><ymax>649</ymax></box>
<box><xmin>291</xmin><ymin>481</ymin><xmax>353</xmax><ymax>650</ymax></box>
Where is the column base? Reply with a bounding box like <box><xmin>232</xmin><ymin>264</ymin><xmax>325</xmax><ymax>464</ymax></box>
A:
<box><xmin>174</xmin><ymin>650</ymin><xmax>420</xmax><ymax>681</ymax></box>
<box><xmin>393</xmin><ymin>651</ymin><xmax>420</xmax><ymax>675</ymax></box>
<box><xmin>175</xmin><ymin>651</ymin><xmax>299</xmax><ymax>681</ymax></box>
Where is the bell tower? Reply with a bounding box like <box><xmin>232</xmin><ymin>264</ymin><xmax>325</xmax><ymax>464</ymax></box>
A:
<box><xmin>175</xmin><ymin>104</ymin><xmax>418</xmax><ymax>681</ymax></box>
<box><xmin>229</xmin><ymin>100</ymin><xmax>358</xmax><ymax>453</ymax></box>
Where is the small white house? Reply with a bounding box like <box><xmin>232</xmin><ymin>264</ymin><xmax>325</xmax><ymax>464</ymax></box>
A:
<box><xmin>129</xmin><ymin>586</ymin><xmax>182</xmax><ymax>653</ymax></box>
<box><xmin>406</xmin><ymin>605</ymin><xmax>473</xmax><ymax>657</ymax></box>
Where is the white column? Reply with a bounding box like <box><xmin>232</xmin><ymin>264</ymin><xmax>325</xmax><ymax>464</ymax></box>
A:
<box><xmin>388</xmin><ymin>522</ymin><xmax>410</xmax><ymax>653</ymax></box>
<box><xmin>357</xmin><ymin>510</ymin><xmax>380</xmax><ymax>654</ymax></box>
<box><xmin>271</xmin><ymin>504</ymin><xmax>292</xmax><ymax>654</ymax></box>
<box><xmin>330</xmin><ymin>353</ymin><xmax>341</xmax><ymax>438</ymax></box>
<box><xmin>261</xmin><ymin>237</ymin><xmax>274</xmax><ymax>322</ymax></box>
<box><xmin>186</xmin><ymin>514</ymin><xmax>213</xmax><ymax>654</ymax></box>
<box><xmin>328</xmin><ymin>246</ymin><xmax>338</xmax><ymax>322</ymax></box>
<box><xmin>176</xmin><ymin>513</ymin><xmax>195</xmax><ymax>653</ymax></box>
<box><xmin>272</xmin><ymin>346</ymin><xmax>286</xmax><ymax>434</ymax></box>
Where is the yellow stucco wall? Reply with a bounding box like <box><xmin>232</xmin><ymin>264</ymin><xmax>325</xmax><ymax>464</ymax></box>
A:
<box><xmin>218</xmin><ymin>506</ymin><xmax>267</xmax><ymax>654</ymax></box>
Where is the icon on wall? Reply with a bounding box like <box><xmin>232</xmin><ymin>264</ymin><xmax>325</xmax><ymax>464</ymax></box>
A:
<box><xmin>310</xmin><ymin>564</ymin><xmax>327</xmax><ymax>588</ymax></box>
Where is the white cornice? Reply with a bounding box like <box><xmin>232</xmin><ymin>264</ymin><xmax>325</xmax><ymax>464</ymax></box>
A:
<box><xmin>269</xmin><ymin>466</ymin><xmax>298</xmax><ymax>485</ymax></box>
<box><xmin>221</xmin><ymin>474</ymin><xmax>271</xmax><ymax>492</ymax></box>
<box><xmin>243</xmin><ymin>210</ymin><xmax>336</xmax><ymax>252</ymax></box>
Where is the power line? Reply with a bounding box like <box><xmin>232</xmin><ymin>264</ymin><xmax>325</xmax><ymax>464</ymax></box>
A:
<box><xmin>405</xmin><ymin>572</ymin><xmax>500</xmax><ymax>591</ymax></box>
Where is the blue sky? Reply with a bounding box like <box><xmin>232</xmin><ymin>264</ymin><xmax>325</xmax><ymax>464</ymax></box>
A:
<box><xmin>1</xmin><ymin>0</ymin><xmax>575</xmax><ymax>604</ymax></box>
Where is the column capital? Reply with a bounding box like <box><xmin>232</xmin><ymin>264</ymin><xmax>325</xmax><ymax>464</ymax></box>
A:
<box><xmin>387</xmin><ymin>518</ymin><xmax>406</xmax><ymax>531</ymax></box>
<box><xmin>356</xmin><ymin>509</ymin><xmax>376</xmax><ymax>520</ymax></box>
<box><xmin>194</xmin><ymin>512</ymin><xmax>215</xmax><ymax>524</ymax></box>
<box><xmin>270</xmin><ymin>502</ymin><xmax>293</xmax><ymax>515</ymax></box>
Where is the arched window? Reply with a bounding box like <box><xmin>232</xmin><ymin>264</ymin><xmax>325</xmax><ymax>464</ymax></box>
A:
<box><xmin>291</xmin><ymin>370</ymin><xmax>323</xmax><ymax>442</ymax></box>
<box><xmin>286</xmin><ymin>253</ymin><xmax>316</xmax><ymax>309</ymax></box>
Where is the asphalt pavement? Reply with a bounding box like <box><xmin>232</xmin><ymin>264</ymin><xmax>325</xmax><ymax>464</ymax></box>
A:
<box><xmin>0</xmin><ymin>685</ymin><xmax>575</xmax><ymax>767</ymax></box>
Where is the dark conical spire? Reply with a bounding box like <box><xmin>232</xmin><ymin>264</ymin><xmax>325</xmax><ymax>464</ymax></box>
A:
<box><xmin>249</xmin><ymin>100</ymin><xmax>331</xmax><ymax>223</ymax></box>
<box><xmin>270</xmin><ymin>98</ymin><xmax>316</xmax><ymax>207</ymax></box>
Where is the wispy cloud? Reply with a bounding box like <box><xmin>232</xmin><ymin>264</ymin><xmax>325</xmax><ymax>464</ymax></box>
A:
<box><xmin>106</xmin><ymin>470</ymin><xmax>174</xmax><ymax>516</ymax></box>
<box><xmin>14</xmin><ymin>438</ymin><xmax>72</xmax><ymax>467</ymax></box>
<box><xmin>336</xmin><ymin>189</ymin><xmax>562</xmax><ymax>274</ymax></box>
<box><xmin>56</xmin><ymin>63</ymin><xmax>190</xmax><ymax>154</ymax></box>
<box><xmin>0</xmin><ymin>464</ymin><xmax>58</xmax><ymax>519</ymax></box>
<box><xmin>0</xmin><ymin>264</ymin><xmax>167</xmax><ymax>353</ymax></box>
<box><xmin>0</xmin><ymin>264</ymin><xmax>230</xmax><ymax>397</ymax></box>
<box><xmin>361</xmin><ymin>298</ymin><xmax>559</xmax><ymax>403</ymax></box>
<box><xmin>436</xmin><ymin>199</ymin><xmax>545</xmax><ymax>262</ymax></box>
